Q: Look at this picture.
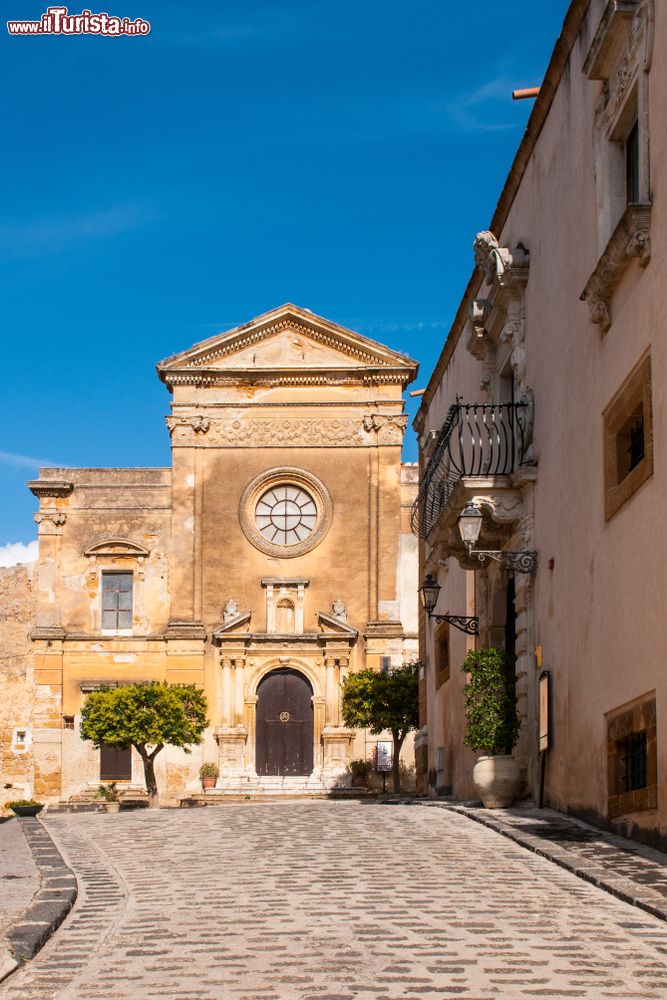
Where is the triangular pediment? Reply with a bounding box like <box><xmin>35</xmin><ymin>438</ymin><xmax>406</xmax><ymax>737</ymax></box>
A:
<box><xmin>157</xmin><ymin>304</ymin><xmax>418</xmax><ymax>386</ymax></box>
<box><xmin>317</xmin><ymin>611</ymin><xmax>359</xmax><ymax>639</ymax></box>
<box><xmin>211</xmin><ymin>610</ymin><xmax>252</xmax><ymax>642</ymax></box>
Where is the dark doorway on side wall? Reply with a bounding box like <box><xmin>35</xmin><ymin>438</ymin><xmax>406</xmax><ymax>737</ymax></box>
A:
<box><xmin>100</xmin><ymin>743</ymin><xmax>132</xmax><ymax>781</ymax></box>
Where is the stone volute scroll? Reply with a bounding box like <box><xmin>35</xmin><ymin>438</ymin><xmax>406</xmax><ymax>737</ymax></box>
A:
<box><xmin>472</xmin><ymin>231</ymin><xmax>529</xmax><ymax>288</ymax></box>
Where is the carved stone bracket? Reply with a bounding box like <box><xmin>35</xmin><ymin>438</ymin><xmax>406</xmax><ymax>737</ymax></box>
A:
<box><xmin>467</xmin><ymin>299</ymin><xmax>492</xmax><ymax>361</ymax></box>
<box><xmin>470</xmin><ymin>490</ymin><xmax>525</xmax><ymax>527</ymax></box>
<box><xmin>473</xmin><ymin>231</ymin><xmax>529</xmax><ymax>292</ymax></box>
<box><xmin>581</xmin><ymin>203</ymin><xmax>652</xmax><ymax>332</ymax></box>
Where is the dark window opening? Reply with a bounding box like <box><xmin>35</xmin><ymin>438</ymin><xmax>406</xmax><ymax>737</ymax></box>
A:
<box><xmin>616</xmin><ymin>403</ymin><xmax>645</xmax><ymax>481</ymax></box>
<box><xmin>435</xmin><ymin>624</ymin><xmax>450</xmax><ymax>689</ymax></box>
<box><xmin>503</xmin><ymin>579</ymin><xmax>517</xmax><ymax>755</ymax></box>
<box><xmin>619</xmin><ymin>732</ymin><xmax>647</xmax><ymax>793</ymax></box>
<box><xmin>101</xmin><ymin>572</ymin><xmax>133</xmax><ymax>630</ymax></box>
<box><xmin>626</xmin><ymin>119</ymin><xmax>640</xmax><ymax>204</ymax></box>
<box><xmin>628</xmin><ymin>417</ymin><xmax>645</xmax><ymax>471</ymax></box>
<box><xmin>63</xmin><ymin>716</ymin><xmax>75</xmax><ymax>730</ymax></box>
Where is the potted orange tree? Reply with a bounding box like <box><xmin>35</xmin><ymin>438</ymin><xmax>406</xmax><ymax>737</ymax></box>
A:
<box><xmin>462</xmin><ymin>647</ymin><xmax>521</xmax><ymax>808</ymax></box>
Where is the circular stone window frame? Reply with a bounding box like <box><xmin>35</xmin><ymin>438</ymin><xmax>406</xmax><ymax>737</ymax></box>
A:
<box><xmin>239</xmin><ymin>467</ymin><xmax>333</xmax><ymax>558</ymax></box>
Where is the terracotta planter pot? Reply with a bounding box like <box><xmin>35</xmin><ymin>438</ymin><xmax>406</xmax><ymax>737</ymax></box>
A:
<box><xmin>201</xmin><ymin>777</ymin><xmax>217</xmax><ymax>790</ymax></box>
<box><xmin>472</xmin><ymin>755</ymin><xmax>521</xmax><ymax>808</ymax></box>
<box><xmin>104</xmin><ymin>802</ymin><xmax>121</xmax><ymax>813</ymax></box>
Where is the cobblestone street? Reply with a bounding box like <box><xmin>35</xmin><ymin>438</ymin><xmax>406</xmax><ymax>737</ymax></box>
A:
<box><xmin>4</xmin><ymin>802</ymin><xmax>667</xmax><ymax>999</ymax></box>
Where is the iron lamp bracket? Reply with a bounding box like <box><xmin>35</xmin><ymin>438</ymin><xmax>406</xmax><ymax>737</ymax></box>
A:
<box><xmin>431</xmin><ymin>614</ymin><xmax>480</xmax><ymax>636</ymax></box>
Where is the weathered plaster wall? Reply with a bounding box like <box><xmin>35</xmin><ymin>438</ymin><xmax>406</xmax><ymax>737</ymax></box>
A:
<box><xmin>0</xmin><ymin>563</ymin><xmax>35</xmax><ymax>807</ymax></box>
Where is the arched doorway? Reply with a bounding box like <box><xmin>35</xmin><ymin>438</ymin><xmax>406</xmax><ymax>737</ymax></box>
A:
<box><xmin>256</xmin><ymin>668</ymin><xmax>314</xmax><ymax>776</ymax></box>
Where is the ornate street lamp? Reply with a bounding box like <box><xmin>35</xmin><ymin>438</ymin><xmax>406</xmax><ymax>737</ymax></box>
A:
<box><xmin>457</xmin><ymin>502</ymin><xmax>538</xmax><ymax>575</ymax></box>
<box><xmin>419</xmin><ymin>573</ymin><xmax>479</xmax><ymax>636</ymax></box>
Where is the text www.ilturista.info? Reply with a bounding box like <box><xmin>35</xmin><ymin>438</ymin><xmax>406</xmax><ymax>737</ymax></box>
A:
<box><xmin>7</xmin><ymin>6</ymin><xmax>150</xmax><ymax>35</ymax></box>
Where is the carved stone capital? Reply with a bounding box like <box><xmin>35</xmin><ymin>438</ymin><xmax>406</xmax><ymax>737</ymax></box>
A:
<box><xmin>34</xmin><ymin>511</ymin><xmax>66</xmax><ymax>528</ymax></box>
<box><xmin>581</xmin><ymin>203</ymin><xmax>652</xmax><ymax>332</ymax></box>
<box><xmin>362</xmin><ymin>413</ymin><xmax>408</xmax><ymax>445</ymax></box>
<box><xmin>165</xmin><ymin>414</ymin><xmax>210</xmax><ymax>439</ymax></box>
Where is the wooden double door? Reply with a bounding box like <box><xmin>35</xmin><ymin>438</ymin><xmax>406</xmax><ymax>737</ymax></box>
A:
<box><xmin>256</xmin><ymin>669</ymin><xmax>314</xmax><ymax>776</ymax></box>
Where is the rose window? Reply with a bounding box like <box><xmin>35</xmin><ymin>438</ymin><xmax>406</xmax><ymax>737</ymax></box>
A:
<box><xmin>255</xmin><ymin>486</ymin><xmax>318</xmax><ymax>547</ymax></box>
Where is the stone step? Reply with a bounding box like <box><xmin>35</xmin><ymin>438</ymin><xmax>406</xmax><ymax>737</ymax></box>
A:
<box><xmin>180</xmin><ymin>787</ymin><xmax>376</xmax><ymax>806</ymax></box>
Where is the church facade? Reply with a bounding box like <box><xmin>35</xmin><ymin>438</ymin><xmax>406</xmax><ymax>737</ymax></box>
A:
<box><xmin>19</xmin><ymin>305</ymin><xmax>419</xmax><ymax>805</ymax></box>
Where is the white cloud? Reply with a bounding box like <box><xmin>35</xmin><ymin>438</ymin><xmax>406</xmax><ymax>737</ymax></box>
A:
<box><xmin>0</xmin><ymin>450</ymin><xmax>59</xmax><ymax>469</ymax></box>
<box><xmin>0</xmin><ymin>203</ymin><xmax>150</xmax><ymax>257</ymax></box>
<box><xmin>440</xmin><ymin>76</ymin><xmax>525</xmax><ymax>133</ymax></box>
<box><xmin>0</xmin><ymin>540</ymin><xmax>38</xmax><ymax>567</ymax></box>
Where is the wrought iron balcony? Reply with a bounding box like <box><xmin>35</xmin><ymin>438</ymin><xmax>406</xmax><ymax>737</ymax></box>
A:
<box><xmin>411</xmin><ymin>400</ymin><xmax>530</xmax><ymax>539</ymax></box>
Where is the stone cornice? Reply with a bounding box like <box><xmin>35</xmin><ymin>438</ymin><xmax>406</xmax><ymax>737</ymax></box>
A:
<box><xmin>31</xmin><ymin>626</ymin><xmax>66</xmax><ymax>641</ymax></box>
<box><xmin>28</xmin><ymin>479</ymin><xmax>73</xmax><ymax>499</ymax></box>
<box><xmin>580</xmin><ymin>203</ymin><xmax>651</xmax><ymax>332</ymax></box>
<box><xmin>162</xmin><ymin>369</ymin><xmax>415</xmax><ymax>389</ymax></box>
<box><xmin>164</xmin><ymin>621</ymin><xmax>207</xmax><ymax>641</ymax></box>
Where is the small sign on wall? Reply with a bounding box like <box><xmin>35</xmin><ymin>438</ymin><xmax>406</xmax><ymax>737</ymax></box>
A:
<box><xmin>539</xmin><ymin>670</ymin><xmax>551</xmax><ymax>754</ymax></box>
<box><xmin>376</xmin><ymin>740</ymin><xmax>393</xmax><ymax>772</ymax></box>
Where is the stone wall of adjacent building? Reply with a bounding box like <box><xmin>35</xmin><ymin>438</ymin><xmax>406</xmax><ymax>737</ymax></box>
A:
<box><xmin>0</xmin><ymin>563</ymin><xmax>35</xmax><ymax>808</ymax></box>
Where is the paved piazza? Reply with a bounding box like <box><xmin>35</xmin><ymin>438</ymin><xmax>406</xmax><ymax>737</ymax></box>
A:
<box><xmin>4</xmin><ymin>803</ymin><xmax>667</xmax><ymax>1000</ymax></box>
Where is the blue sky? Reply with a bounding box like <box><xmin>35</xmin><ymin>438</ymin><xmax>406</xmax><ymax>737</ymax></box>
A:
<box><xmin>1</xmin><ymin>0</ymin><xmax>570</xmax><ymax>558</ymax></box>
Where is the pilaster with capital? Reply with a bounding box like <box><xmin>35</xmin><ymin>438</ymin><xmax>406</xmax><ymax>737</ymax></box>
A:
<box><xmin>33</xmin><ymin>511</ymin><xmax>67</xmax><ymax>631</ymax></box>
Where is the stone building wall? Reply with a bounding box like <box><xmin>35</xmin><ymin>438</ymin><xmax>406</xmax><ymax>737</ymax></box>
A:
<box><xmin>0</xmin><ymin>563</ymin><xmax>35</xmax><ymax>808</ymax></box>
<box><xmin>415</xmin><ymin>0</ymin><xmax>667</xmax><ymax>844</ymax></box>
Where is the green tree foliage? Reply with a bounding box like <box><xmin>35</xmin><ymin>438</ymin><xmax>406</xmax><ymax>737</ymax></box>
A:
<box><xmin>341</xmin><ymin>662</ymin><xmax>420</xmax><ymax>793</ymax></box>
<box><xmin>80</xmin><ymin>682</ymin><xmax>208</xmax><ymax>807</ymax></box>
<box><xmin>461</xmin><ymin>648</ymin><xmax>520</xmax><ymax>756</ymax></box>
